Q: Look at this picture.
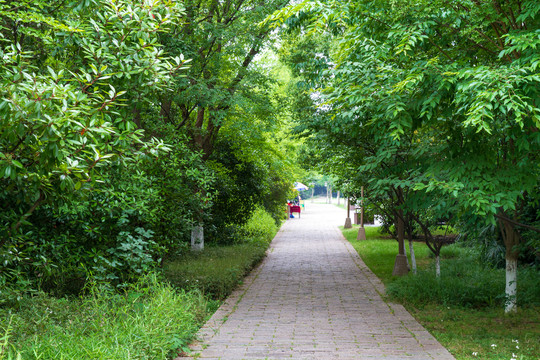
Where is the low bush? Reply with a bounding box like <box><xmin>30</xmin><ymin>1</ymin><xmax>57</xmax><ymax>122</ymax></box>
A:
<box><xmin>238</xmin><ymin>206</ymin><xmax>279</xmax><ymax>245</ymax></box>
<box><xmin>0</xmin><ymin>274</ymin><xmax>209</xmax><ymax>359</ymax></box>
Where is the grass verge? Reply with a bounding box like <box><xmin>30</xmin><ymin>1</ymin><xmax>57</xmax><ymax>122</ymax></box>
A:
<box><xmin>341</xmin><ymin>225</ymin><xmax>540</xmax><ymax>360</ymax></box>
<box><xmin>163</xmin><ymin>243</ymin><xmax>269</xmax><ymax>301</ymax></box>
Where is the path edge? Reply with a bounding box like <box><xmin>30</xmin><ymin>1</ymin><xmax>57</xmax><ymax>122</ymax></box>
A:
<box><xmin>334</xmin><ymin>225</ymin><xmax>456</xmax><ymax>360</ymax></box>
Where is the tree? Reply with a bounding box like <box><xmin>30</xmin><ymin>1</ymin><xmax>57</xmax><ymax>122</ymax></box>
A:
<box><xmin>0</xmin><ymin>0</ymin><xmax>185</xmax><ymax>239</ymax></box>
<box><xmin>273</xmin><ymin>0</ymin><xmax>540</xmax><ymax>312</ymax></box>
<box><xmin>155</xmin><ymin>0</ymin><xmax>291</xmax><ymax>159</ymax></box>
<box><xmin>0</xmin><ymin>0</ymin><xmax>200</xmax><ymax>289</ymax></box>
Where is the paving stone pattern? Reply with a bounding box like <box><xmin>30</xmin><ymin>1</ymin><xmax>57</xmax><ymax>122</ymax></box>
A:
<box><xmin>178</xmin><ymin>203</ymin><xmax>455</xmax><ymax>360</ymax></box>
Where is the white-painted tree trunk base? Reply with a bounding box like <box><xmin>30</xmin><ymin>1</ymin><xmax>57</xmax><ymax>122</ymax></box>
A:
<box><xmin>505</xmin><ymin>258</ymin><xmax>518</xmax><ymax>313</ymax></box>
<box><xmin>191</xmin><ymin>225</ymin><xmax>204</xmax><ymax>251</ymax></box>
<box><xmin>404</xmin><ymin>246</ymin><xmax>410</xmax><ymax>267</ymax></box>
<box><xmin>409</xmin><ymin>239</ymin><xmax>417</xmax><ymax>275</ymax></box>
<box><xmin>435</xmin><ymin>255</ymin><xmax>440</xmax><ymax>277</ymax></box>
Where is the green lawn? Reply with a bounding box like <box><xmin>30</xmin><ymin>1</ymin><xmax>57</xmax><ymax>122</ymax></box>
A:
<box><xmin>163</xmin><ymin>243</ymin><xmax>269</xmax><ymax>300</ymax></box>
<box><xmin>341</xmin><ymin>225</ymin><xmax>540</xmax><ymax>360</ymax></box>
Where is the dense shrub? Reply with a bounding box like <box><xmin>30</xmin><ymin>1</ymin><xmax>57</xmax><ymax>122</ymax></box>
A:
<box><xmin>0</xmin><ymin>137</ymin><xmax>215</xmax><ymax>295</ymax></box>
<box><xmin>205</xmin><ymin>136</ymin><xmax>292</xmax><ymax>245</ymax></box>
<box><xmin>207</xmin><ymin>140</ymin><xmax>269</xmax><ymax>244</ymax></box>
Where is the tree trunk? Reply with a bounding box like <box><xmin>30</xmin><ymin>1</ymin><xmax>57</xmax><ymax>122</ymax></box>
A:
<box><xmin>499</xmin><ymin>214</ymin><xmax>520</xmax><ymax>313</ymax></box>
<box><xmin>404</xmin><ymin>244</ymin><xmax>410</xmax><ymax>267</ymax></box>
<box><xmin>397</xmin><ymin>211</ymin><xmax>405</xmax><ymax>256</ymax></box>
<box><xmin>160</xmin><ymin>98</ymin><xmax>173</xmax><ymax>122</ymax></box>
<box><xmin>326</xmin><ymin>185</ymin><xmax>329</xmax><ymax>203</ymax></box>
<box><xmin>132</xmin><ymin>106</ymin><xmax>142</xmax><ymax>128</ymax></box>
<box><xmin>435</xmin><ymin>255</ymin><xmax>440</xmax><ymax>278</ymax></box>
<box><xmin>344</xmin><ymin>197</ymin><xmax>352</xmax><ymax>229</ymax></box>
<box><xmin>392</xmin><ymin>210</ymin><xmax>409</xmax><ymax>276</ymax></box>
<box><xmin>505</xmin><ymin>256</ymin><xmax>518</xmax><ymax>313</ymax></box>
<box><xmin>408</xmin><ymin>234</ymin><xmax>417</xmax><ymax>275</ymax></box>
<box><xmin>405</xmin><ymin>219</ymin><xmax>417</xmax><ymax>274</ymax></box>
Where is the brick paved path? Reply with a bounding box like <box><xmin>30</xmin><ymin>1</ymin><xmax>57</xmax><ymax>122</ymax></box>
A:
<box><xmin>179</xmin><ymin>203</ymin><xmax>455</xmax><ymax>360</ymax></box>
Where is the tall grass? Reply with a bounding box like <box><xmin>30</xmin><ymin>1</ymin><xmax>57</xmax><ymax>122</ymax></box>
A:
<box><xmin>1</xmin><ymin>207</ymin><xmax>281</xmax><ymax>359</ymax></box>
<box><xmin>0</xmin><ymin>274</ymin><xmax>208</xmax><ymax>359</ymax></box>
<box><xmin>387</xmin><ymin>259</ymin><xmax>540</xmax><ymax>308</ymax></box>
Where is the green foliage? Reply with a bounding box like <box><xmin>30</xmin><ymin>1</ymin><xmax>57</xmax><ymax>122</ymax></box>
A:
<box><xmin>0</xmin><ymin>274</ymin><xmax>209</xmax><ymax>359</ymax></box>
<box><xmin>0</xmin><ymin>0</ymin><xmax>223</xmax><ymax>295</ymax></box>
<box><xmin>0</xmin><ymin>144</ymin><xmax>214</xmax><ymax>294</ymax></box>
<box><xmin>0</xmin><ymin>0</ymin><xmax>184</xmax><ymax>237</ymax></box>
<box><xmin>157</xmin><ymin>0</ymin><xmax>292</xmax><ymax>157</ymax></box>
<box><xmin>238</xmin><ymin>207</ymin><xmax>280</xmax><ymax>246</ymax></box>
<box><xmin>276</xmin><ymin>0</ymin><xmax>540</xmax><ymax>310</ymax></box>
<box><xmin>207</xmin><ymin>134</ymin><xmax>293</xmax><ymax>243</ymax></box>
<box><xmin>140</xmin><ymin>133</ymin><xmax>215</xmax><ymax>243</ymax></box>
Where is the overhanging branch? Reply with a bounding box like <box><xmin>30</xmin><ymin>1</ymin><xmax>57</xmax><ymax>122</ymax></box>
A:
<box><xmin>495</xmin><ymin>214</ymin><xmax>540</xmax><ymax>233</ymax></box>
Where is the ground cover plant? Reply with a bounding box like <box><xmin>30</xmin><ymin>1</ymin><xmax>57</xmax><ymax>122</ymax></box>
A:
<box><xmin>341</xmin><ymin>225</ymin><xmax>540</xmax><ymax>360</ymax></box>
